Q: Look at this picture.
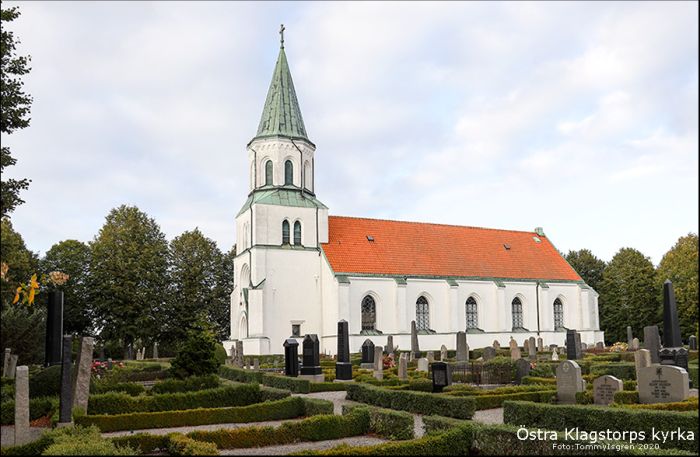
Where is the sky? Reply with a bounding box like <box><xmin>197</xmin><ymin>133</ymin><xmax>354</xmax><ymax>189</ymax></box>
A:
<box><xmin>3</xmin><ymin>1</ymin><xmax>698</xmax><ymax>265</ymax></box>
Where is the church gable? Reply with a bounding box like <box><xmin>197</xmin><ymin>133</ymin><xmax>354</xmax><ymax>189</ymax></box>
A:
<box><xmin>321</xmin><ymin>216</ymin><xmax>582</xmax><ymax>282</ymax></box>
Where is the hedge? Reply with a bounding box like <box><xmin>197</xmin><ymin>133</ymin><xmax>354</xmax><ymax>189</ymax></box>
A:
<box><xmin>589</xmin><ymin>362</ymin><xmax>637</xmax><ymax>380</ymax></box>
<box><xmin>345</xmin><ymin>383</ymin><xmax>475</xmax><ymax>419</ymax></box>
<box><xmin>342</xmin><ymin>404</ymin><xmax>414</xmax><ymax>440</ymax></box>
<box><xmin>219</xmin><ymin>365</ymin><xmax>311</xmax><ymax>393</ymax></box>
<box><xmin>75</xmin><ymin>396</ymin><xmax>310</xmax><ymax>432</ymax></box>
<box><xmin>503</xmin><ymin>400</ymin><xmax>698</xmax><ymax>452</ymax></box>
<box><xmin>149</xmin><ymin>374</ymin><xmax>220</xmax><ymax>394</ymax></box>
<box><xmin>88</xmin><ymin>383</ymin><xmax>261</xmax><ymax>415</ymax></box>
<box><xmin>1</xmin><ymin>396</ymin><xmax>59</xmax><ymax>425</ymax></box>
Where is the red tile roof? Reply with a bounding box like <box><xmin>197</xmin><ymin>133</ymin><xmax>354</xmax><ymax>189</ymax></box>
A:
<box><xmin>321</xmin><ymin>216</ymin><xmax>582</xmax><ymax>281</ymax></box>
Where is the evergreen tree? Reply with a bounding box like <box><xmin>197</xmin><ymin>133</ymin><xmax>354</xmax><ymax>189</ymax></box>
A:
<box><xmin>41</xmin><ymin>240</ymin><xmax>92</xmax><ymax>335</ymax></box>
<box><xmin>598</xmin><ymin>248</ymin><xmax>658</xmax><ymax>344</ymax></box>
<box><xmin>89</xmin><ymin>205</ymin><xmax>169</xmax><ymax>358</ymax></box>
<box><xmin>565</xmin><ymin>249</ymin><xmax>606</xmax><ymax>292</ymax></box>
<box><xmin>656</xmin><ymin>233</ymin><xmax>698</xmax><ymax>339</ymax></box>
<box><xmin>1</xmin><ymin>6</ymin><xmax>32</xmax><ymax>217</ymax></box>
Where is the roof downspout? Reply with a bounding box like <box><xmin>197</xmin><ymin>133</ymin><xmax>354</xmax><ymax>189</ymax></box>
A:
<box><xmin>536</xmin><ymin>282</ymin><xmax>541</xmax><ymax>336</ymax></box>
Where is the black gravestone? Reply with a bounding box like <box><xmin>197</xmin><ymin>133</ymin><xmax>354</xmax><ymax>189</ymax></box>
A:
<box><xmin>335</xmin><ymin>320</ymin><xmax>353</xmax><ymax>380</ymax></box>
<box><xmin>283</xmin><ymin>339</ymin><xmax>299</xmax><ymax>377</ymax></box>
<box><xmin>361</xmin><ymin>339</ymin><xmax>375</xmax><ymax>365</ymax></box>
<box><xmin>45</xmin><ymin>291</ymin><xmax>64</xmax><ymax>367</ymax></box>
<box><xmin>301</xmin><ymin>334</ymin><xmax>322</xmax><ymax>375</ymax></box>
<box><xmin>566</xmin><ymin>329</ymin><xmax>582</xmax><ymax>360</ymax></box>
<box><xmin>58</xmin><ymin>335</ymin><xmax>73</xmax><ymax>423</ymax></box>
<box><xmin>431</xmin><ymin>361</ymin><xmax>451</xmax><ymax>393</ymax></box>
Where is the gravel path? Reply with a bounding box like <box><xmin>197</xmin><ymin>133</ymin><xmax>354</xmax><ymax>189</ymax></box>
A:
<box><xmin>101</xmin><ymin>418</ymin><xmax>305</xmax><ymax>438</ymax></box>
<box><xmin>218</xmin><ymin>436</ymin><xmax>387</xmax><ymax>455</ymax></box>
<box><xmin>472</xmin><ymin>408</ymin><xmax>504</xmax><ymax>425</ymax></box>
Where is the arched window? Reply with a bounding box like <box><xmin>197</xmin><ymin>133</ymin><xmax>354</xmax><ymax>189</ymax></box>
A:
<box><xmin>285</xmin><ymin>160</ymin><xmax>293</xmax><ymax>185</ymax></box>
<box><xmin>293</xmin><ymin>221</ymin><xmax>302</xmax><ymax>245</ymax></box>
<box><xmin>416</xmin><ymin>296</ymin><xmax>430</xmax><ymax>331</ymax></box>
<box><xmin>361</xmin><ymin>295</ymin><xmax>376</xmax><ymax>331</ymax></box>
<box><xmin>282</xmin><ymin>220</ymin><xmax>290</xmax><ymax>244</ymax></box>
<box><xmin>553</xmin><ymin>298</ymin><xmax>564</xmax><ymax>330</ymax></box>
<box><xmin>466</xmin><ymin>297</ymin><xmax>478</xmax><ymax>330</ymax></box>
<box><xmin>512</xmin><ymin>297</ymin><xmax>524</xmax><ymax>329</ymax></box>
<box><xmin>265</xmin><ymin>160</ymin><xmax>273</xmax><ymax>186</ymax></box>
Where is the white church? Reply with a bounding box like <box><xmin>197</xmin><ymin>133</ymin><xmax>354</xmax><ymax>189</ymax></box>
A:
<box><xmin>224</xmin><ymin>33</ymin><xmax>604</xmax><ymax>356</ymax></box>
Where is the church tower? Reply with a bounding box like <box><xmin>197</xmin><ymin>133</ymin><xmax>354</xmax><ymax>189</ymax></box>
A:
<box><xmin>229</xmin><ymin>26</ymin><xmax>329</xmax><ymax>354</ymax></box>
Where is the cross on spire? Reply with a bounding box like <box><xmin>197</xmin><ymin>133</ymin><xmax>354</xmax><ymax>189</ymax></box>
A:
<box><xmin>279</xmin><ymin>24</ymin><xmax>285</xmax><ymax>49</ymax></box>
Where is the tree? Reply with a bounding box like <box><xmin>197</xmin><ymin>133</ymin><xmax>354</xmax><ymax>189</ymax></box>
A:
<box><xmin>89</xmin><ymin>205</ymin><xmax>169</xmax><ymax>358</ymax></box>
<box><xmin>41</xmin><ymin>240</ymin><xmax>92</xmax><ymax>335</ymax></box>
<box><xmin>0</xmin><ymin>217</ymin><xmax>39</xmax><ymax>305</ymax></box>
<box><xmin>170</xmin><ymin>317</ymin><xmax>220</xmax><ymax>379</ymax></box>
<box><xmin>565</xmin><ymin>249</ymin><xmax>606</xmax><ymax>292</ymax></box>
<box><xmin>165</xmin><ymin>229</ymin><xmax>233</xmax><ymax>342</ymax></box>
<box><xmin>1</xmin><ymin>6</ymin><xmax>32</xmax><ymax>217</ymax></box>
<box><xmin>656</xmin><ymin>233</ymin><xmax>698</xmax><ymax>339</ymax></box>
<box><xmin>598</xmin><ymin>248</ymin><xmax>658</xmax><ymax>344</ymax></box>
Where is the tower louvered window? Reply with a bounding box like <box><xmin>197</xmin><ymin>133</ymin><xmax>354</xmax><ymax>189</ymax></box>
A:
<box><xmin>416</xmin><ymin>296</ymin><xmax>430</xmax><ymax>331</ymax></box>
<box><xmin>466</xmin><ymin>297</ymin><xmax>478</xmax><ymax>330</ymax></box>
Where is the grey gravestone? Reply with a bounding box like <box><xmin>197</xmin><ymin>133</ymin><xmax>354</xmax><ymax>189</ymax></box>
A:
<box><xmin>483</xmin><ymin>346</ymin><xmax>496</xmax><ymax>361</ymax></box>
<box><xmin>72</xmin><ymin>336</ymin><xmax>95</xmax><ymax>412</ymax></box>
<box><xmin>593</xmin><ymin>375</ymin><xmax>623</xmax><ymax>405</ymax></box>
<box><xmin>45</xmin><ymin>291</ymin><xmax>64</xmax><ymax>367</ymax></box>
<box><xmin>510</xmin><ymin>338</ymin><xmax>521</xmax><ymax>360</ymax></box>
<box><xmin>456</xmin><ymin>332</ymin><xmax>468</xmax><ymax>363</ymax></box>
<box><xmin>58</xmin><ymin>335</ymin><xmax>73</xmax><ymax>424</ymax></box>
<box><xmin>627</xmin><ymin>326</ymin><xmax>634</xmax><ymax>347</ymax></box>
<box><xmin>300</xmin><ymin>334</ymin><xmax>322</xmax><ymax>377</ymax></box>
<box><xmin>7</xmin><ymin>354</ymin><xmax>18</xmax><ymax>379</ymax></box>
<box><xmin>411</xmin><ymin>321</ymin><xmax>420</xmax><ymax>357</ymax></box>
<box><xmin>416</xmin><ymin>358</ymin><xmax>429</xmax><ymax>372</ymax></box>
<box><xmin>631</xmin><ymin>338</ymin><xmax>640</xmax><ymax>351</ymax></box>
<box><xmin>537</xmin><ymin>337</ymin><xmax>544</xmax><ymax>352</ymax></box>
<box><xmin>689</xmin><ymin>335</ymin><xmax>697</xmax><ymax>351</ymax></box>
<box><xmin>386</xmin><ymin>335</ymin><xmax>394</xmax><ymax>355</ymax></box>
<box><xmin>431</xmin><ymin>361</ymin><xmax>451</xmax><ymax>392</ymax></box>
<box><xmin>440</xmin><ymin>345</ymin><xmax>448</xmax><ymax>361</ymax></box>
<box><xmin>659</xmin><ymin>280</ymin><xmax>688</xmax><ymax>371</ymax></box>
<box><xmin>566</xmin><ymin>330</ymin><xmax>582</xmax><ymax>360</ymax></box>
<box><xmin>2</xmin><ymin>348</ymin><xmax>10</xmax><ymax>377</ymax></box>
<box><xmin>528</xmin><ymin>338</ymin><xmax>537</xmax><ymax>361</ymax></box>
<box><xmin>556</xmin><ymin>360</ymin><xmax>584</xmax><ymax>404</ymax></box>
<box><xmin>373</xmin><ymin>346</ymin><xmax>384</xmax><ymax>380</ymax></box>
<box><xmin>638</xmin><ymin>365</ymin><xmax>689</xmax><ymax>404</ymax></box>
<box><xmin>335</xmin><ymin>320</ymin><xmax>352</xmax><ymax>381</ymax></box>
<box><xmin>515</xmin><ymin>358</ymin><xmax>531</xmax><ymax>384</ymax></box>
<box><xmin>283</xmin><ymin>339</ymin><xmax>299</xmax><ymax>377</ymax></box>
<box><xmin>14</xmin><ymin>365</ymin><xmax>30</xmax><ymax>445</ymax></box>
<box><xmin>643</xmin><ymin>326</ymin><xmax>661</xmax><ymax>364</ymax></box>
<box><xmin>398</xmin><ymin>353</ymin><xmax>408</xmax><ymax>380</ymax></box>
<box><xmin>493</xmin><ymin>340</ymin><xmax>500</xmax><ymax>350</ymax></box>
<box><xmin>361</xmin><ymin>339</ymin><xmax>375</xmax><ymax>369</ymax></box>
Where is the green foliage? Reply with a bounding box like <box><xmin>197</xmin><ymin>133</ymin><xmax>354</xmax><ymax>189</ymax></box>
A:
<box><xmin>88</xmin><ymin>205</ymin><xmax>169</xmax><ymax>357</ymax></box>
<box><xmin>345</xmin><ymin>383</ymin><xmax>475</xmax><ymax>419</ymax></box>
<box><xmin>88</xmin><ymin>383</ymin><xmax>261</xmax><ymax>415</ymax></box>
<box><xmin>342</xmin><ymin>404</ymin><xmax>414</xmax><ymax>440</ymax></box>
<box><xmin>0</xmin><ymin>6</ymin><xmax>33</xmax><ymax>217</ymax></box>
<box><xmin>599</xmin><ymin>248</ymin><xmax>659</xmax><ymax>344</ymax></box>
<box><xmin>656</xmin><ymin>233</ymin><xmax>698</xmax><ymax>339</ymax></box>
<box><xmin>166</xmin><ymin>433</ymin><xmax>218</xmax><ymax>456</ymax></box>
<box><xmin>149</xmin><ymin>374</ymin><xmax>220</xmax><ymax>395</ymax></box>
<box><xmin>503</xmin><ymin>400</ymin><xmax>698</xmax><ymax>452</ymax></box>
<box><xmin>565</xmin><ymin>249</ymin><xmax>606</xmax><ymax>292</ymax></box>
<box><xmin>170</xmin><ymin>319</ymin><xmax>219</xmax><ymax>379</ymax></box>
<box><xmin>76</xmin><ymin>396</ymin><xmax>308</xmax><ymax>432</ymax></box>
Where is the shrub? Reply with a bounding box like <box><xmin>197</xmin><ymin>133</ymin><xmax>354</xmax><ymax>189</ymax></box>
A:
<box><xmin>28</xmin><ymin>365</ymin><xmax>62</xmax><ymax>398</ymax></box>
<box><xmin>166</xmin><ymin>433</ymin><xmax>218</xmax><ymax>455</ymax></box>
<box><xmin>149</xmin><ymin>374</ymin><xmax>220</xmax><ymax>395</ymax></box>
<box><xmin>88</xmin><ymin>383</ymin><xmax>261</xmax><ymax>415</ymax></box>
<box><xmin>170</xmin><ymin>320</ymin><xmax>219</xmax><ymax>379</ymax></box>
<box><xmin>342</xmin><ymin>404</ymin><xmax>414</xmax><ymax>440</ymax></box>
<box><xmin>345</xmin><ymin>383</ymin><xmax>475</xmax><ymax>419</ymax></box>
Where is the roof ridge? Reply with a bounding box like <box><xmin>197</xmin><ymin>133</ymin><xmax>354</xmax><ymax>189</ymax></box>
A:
<box><xmin>328</xmin><ymin>214</ymin><xmax>544</xmax><ymax>236</ymax></box>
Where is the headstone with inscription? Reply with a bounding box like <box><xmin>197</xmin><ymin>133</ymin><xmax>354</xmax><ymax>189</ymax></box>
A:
<box><xmin>593</xmin><ymin>375</ymin><xmax>623</xmax><ymax>405</ymax></box>
<box><xmin>335</xmin><ymin>320</ymin><xmax>352</xmax><ymax>381</ymax></box>
<box><xmin>638</xmin><ymin>365</ymin><xmax>689</xmax><ymax>404</ymax></box>
<box><xmin>361</xmin><ymin>339</ymin><xmax>375</xmax><ymax>369</ymax></box>
<box><xmin>556</xmin><ymin>360</ymin><xmax>585</xmax><ymax>404</ymax></box>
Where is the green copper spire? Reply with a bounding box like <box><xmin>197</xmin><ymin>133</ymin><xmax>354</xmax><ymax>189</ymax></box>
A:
<box><xmin>254</xmin><ymin>25</ymin><xmax>309</xmax><ymax>142</ymax></box>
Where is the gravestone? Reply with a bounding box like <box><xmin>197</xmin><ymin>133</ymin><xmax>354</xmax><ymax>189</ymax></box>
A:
<box><xmin>510</xmin><ymin>338</ymin><xmax>521</xmax><ymax>360</ymax></box>
<box><xmin>689</xmin><ymin>335</ymin><xmax>697</xmax><ymax>351</ymax></box>
<box><xmin>427</xmin><ymin>351</ymin><xmax>435</xmax><ymax>363</ymax></box>
<box><xmin>300</xmin><ymin>334</ymin><xmax>323</xmax><ymax>382</ymax></box>
<box><xmin>659</xmin><ymin>280</ymin><xmax>689</xmax><ymax>371</ymax></box>
<box><xmin>440</xmin><ymin>345</ymin><xmax>448</xmax><ymax>361</ymax></box>
<box><xmin>528</xmin><ymin>338</ymin><xmax>537</xmax><ymax>361</ymax></box>
<box><xmin>373</xmin><ymin>346</ymin><xmax>384</xmax><ymax>380</ymax></box>
<box><xmin>431</xmin><ymin>361</ymin><xmax>451</xmax><ymax>392</ymax></box>
<box><xmin>58</xmin><ymin>335</ymin><xmax>73</xmax><ymax>425</ymax></box>
<box><xmin>234</xmin><ymin>341</ymin><xmax>244</xmax><ymax>368</ymax></box>
<box><xmin>566</xmin><ymin>330</ymin><xmax>582</xmax><ymax>360</ymax></box>
<box><xmin>45</xmin><ymin>291</ymin><xmax>64</xmax><ymax>367</ymax></box>
<box><xmin>593</xmin><ymin>375</ymin><xmax>623</xmax><ymax>405</ymax></box>
<box><xmin>2</xmin><ymin>348</ymin><xmax>10</xmax><ymax>377</ymax></box>
<box><xmin>537</xmin><ymin>337</ymin><xmax>544</xmax><ymax>352</ymax></box>
<box><xmin>493</xmin><ymin>340</ymin><xmax>500</xmax><ymax>350</ymax></box>
<box><xmin>153</xmin><ymin>342</ymin><xmax>159</xmax><ymax>359</ymax></box>
<box><xmin>7</xmin><ymin>354</ymin><xmax>18</xmax><ymax>379</ymax></box>
<box><xmin>482</xmin><ymin>346</ymin><xmax>496</xmax><ymax>361</ymax></box>
<box><xmin>283</xmin><ymin>339</ymin><xmax>299</xmax><ymax>377</ymax></box>
<box><xmin>631</xmin><ymin>338</ymin><xmax>640</xmax><ymax>351</ymax></box>
<box><xmin>335</xmin><ymin>320</ymin><xmax>353</xmax><ymax>381</ymax></box>
<box><xmin>515</xmin><ymin>358</ymin><xmax>531</xmax><ymax>385</ymax></box>
<box><xmin>361</xmin><ymin>339</ymin><xmax>375</xmax><ymax>369</ymax></box>
<box><xmin>456</xmin><ymin>332</ymin><xmax>468</xmax><ymax>363</ymax></box>
<box><xmin>638</xmin><ymin>365</ymin><xmax>689</xmax><ymax>404</ymax></box>
<box><xmin>14</xmin><ymin>365</ymin><xmax>30</xmax><ymax>445</ymax></box>
<box><xmin>416</xmin><ymin>358</ymin><xmax>429</xmax><ymax>372</ymax></box>
<box><xmin>551</xmin><ymin>351</ymin><xmax>559</xmax><ymax>361</ymax></box>
<box><xmin>72</xmin><ymin>336</ymin><xmax>95</xmax><ymax>413</ymax></box>
<box><xmin>556</xmin><ymin>360</ymin><xmax>584</xmax><ymax>404</ymax></box>
<box><xmin>627</xmin><ymin>326</ymin><xmax>634</xmax><ymax>347</ymax></box>
<box><xmin>386</xmin><ymin>335</ymin><xmax>394</xmax><ymax>355</ymax></box>
<box><xmin>398</xmin><ymin>353</ymin><xmax>408</xmax><ymax>380</ymax></box>
<box><xmin>411</xmin><ymin>321</ymin><xmax>420</xmax><ymax>357</ymax></box>
<box><xmin>643</xmin><ymin>326</ymin><xmax>661</xmax><ymax>364</ymax></box>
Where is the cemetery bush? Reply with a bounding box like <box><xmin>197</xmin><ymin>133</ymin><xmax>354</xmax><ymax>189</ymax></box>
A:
<box><xmin>149</xmin><ymin>374</ymin><xmax>220</xmax><ymax>394</ymax></box>
<box><xmin>218</xmin><ymin>365</ymin><xmax>311</xmax><ymax>393</ymax></box>
<box><xmin>28</xmin><ymin>364</ymin><xmax>61</xmax><ymax>398</ymax></box>
<box><xmin>308</xmin><ymin>382</ymin><xmax>347</xmax><ymax>392</ymax></box>
<box><xmin>88</xmin><ymin>383</ymin><xmax>261</xmax><ymax>415</ymax></box>
<box><xmin>90</xmin><ymin>380</ymin><xmax>146</xmax><ymax>396</ymax></box>
<box><xmin>166</xmin><ymin>433</ymin><xmax>219</xmax><ymax>456</ymax></box>
<box><xmin>589</xmin><ymin>362</ymin><xmax>637</xmax><ymax>380</ymax></box>
<box><xmin>1</xmin><ymin>396</ymin><xmax>58</xmax><ymax>425</ymax></box>
<box><xmin>75</xmin><ymin>396</ymin><xmax>309</xmax><ymax>432</ymax></box>
<box><xmin>503</xmin><ymin>400</ymin><xmax>699</xmax><ymax>452</ymax></box>
<box><xmin>345</xmin><ymin>383</ymin><xmax>475</xmax><ymax>419</ymax></box>
<box><xmin>483</xmin><ymin>356</ymin><xmax>515</xmax><ymax>383</ymax></box>
<box><xmin>342</xmin><ymin>404</ymin><xmax>414</xmax><ymax>440</ymax></box>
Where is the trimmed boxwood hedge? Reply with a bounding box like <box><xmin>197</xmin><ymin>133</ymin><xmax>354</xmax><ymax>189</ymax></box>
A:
<box><xmin>345</xmin><ymin>383</ymin><xmax>475</xmax><ymax>419</ymax></box>
<box><xmin>342</xmin><ymin>404</ymin><xmax>414</xmax><ymax>440</ymax></box>
<box><xmin>219</xmin><ymin>366</ymin><xmax>311</xmax><ymax>393</ymax></box>
<box><xmin>503</xmin><ymin>400</ymin><xmax>698</xmax><ymax>452</ymax></box>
